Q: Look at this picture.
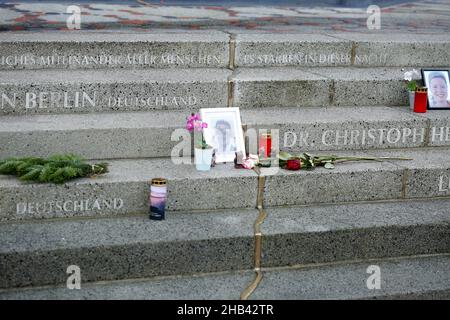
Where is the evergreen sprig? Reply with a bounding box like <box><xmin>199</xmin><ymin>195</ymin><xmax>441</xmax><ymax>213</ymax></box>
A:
<box><xmin>0</xmin><ymin>154</ymin><xmax>108</xmax><ymax>184</ymax></box>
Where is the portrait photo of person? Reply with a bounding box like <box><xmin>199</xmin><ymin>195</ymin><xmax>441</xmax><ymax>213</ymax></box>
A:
<box><xmin>213</xmin><ymin>119</ymin><xmax>237</xmax><ymax>154</ymax></box>
<box><xmin>200</xmin><ymin>108</ymin><xmax>245</xmax><ymax>163</ymax></box>
<box><xmin>422</xmin><ymin>69</ymin><xmax>450</xmax><ymax>110</ymax></box>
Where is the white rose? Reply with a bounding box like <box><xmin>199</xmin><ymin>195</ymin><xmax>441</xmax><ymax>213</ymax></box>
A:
<box><xmin>404</xmin><ymin>71</ymin><xmax>413</xmax><ymax>81</ymax></box>
<box><xmin>404</xmin><ymin>69</ymin><xmax>420</xmax><ymax>81</ymax></box>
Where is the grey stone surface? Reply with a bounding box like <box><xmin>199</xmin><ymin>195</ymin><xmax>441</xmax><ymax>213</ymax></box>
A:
<box><xmin>262</xmin><ymin>199</ymin><xmax>450</xmax><ymax>267</ymax></box>
<box><xmin>1</xmin><ymin>255</ymin><xmax>448</xmax><ymax>300</ymax></box>
<box><xmin>419</xmin><ymin>110</ymin><xmax>450</xmax><ymax>148</ymax></box>
<box><xmin>1</xmin><ymin>66</ymin><xmax>442</xmax><ymax>115</ymax></box>
<box><xmin>261</xmin><ymin>150</ymin><xmax>404</xmax><ymax>207</ymax></box>
<box><xmin>0</xmin><ymin>68</ymin><xmax>230</xmax><ymax>116</ymax></box>
<box><xmin>251</xmin><ymin>255</ymin><xmax>450</xmax><ymax>300</ymax></box>
<box><xmin>0</xmin><ymin>31</ymin><xmax>229</xmax><ymax>70</ymax></box>
<box><xmin>1</xmin><ymin>198</ymin><xmax>448</xmax><ymax>293</ymax></box>
<box><xmin>374</xmin><ymin>290</ymin><xmax>450</xmax><ymax>300</ymax></box>
<box><xmin>0</xmin><ymin>209</ymin><xmax>257</xmax><ymax>288</ymax></box>
<box><xmin>329</xmin><ymin>33</ymin><xmax>450</xmax><ymax>67</ymax></box>
<box><xmin>0</xmin><ymin>110</ymin><xmax>188</xmax><ymax>159</ymax></box>
<box><xmin>235</xmin><ymin>33</ymin><xmax>450</xmax><ymax>68</ymax></box>
<box><xmin>2</xmin><ymin>147</ymin><xmax>449</xmax><ymax>223</ymax></box>
<box><xmin>0</xmin><ymin>271</ymin><xmax>254</xmax><ymax>300</ymax></box>
<box><xmin>2</xmin><ymin>31</ymin><xmax>449</xmax><ymax>70</ymax></box>
<box><xmin>232</xmin><ymin>68</ymin><xmax>330</xmax><ymax>108</ymax></box>
<box><xmin>366</xmin><ymin>148</ymin><xmax>450</xmax><ymax>199</ymax></box>
<box><xmin>308</xmin><ymin>67</ymin><xmax>422</xmax><ymax>107</ymax></box>
<box><xmin>231</xmin><ymin>67</ymin><xmax>427</xmax><ymax>108</ymax></box>
<box><xmin>0</xmin><ymin>106</ymin><xmax>439</xmax><ymax>160</ymax></box>
<box><xmin>235</xmin><ymin>33</ymin><xmax>352</xmax><ymax>67</ymax></box>
<box><xmin>242</xmin><ymin>106</ymin><xmax>430</xmax><ymax>152</ymax></box>
<box><xmin>0</xmin><ymin>158</ymin><xmax>258</xmax><ymax>222</ymax></box>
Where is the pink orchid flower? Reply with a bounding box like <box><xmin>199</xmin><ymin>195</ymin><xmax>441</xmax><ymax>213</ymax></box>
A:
<box><xmin>186</xmin><ymin>113</ymin><xmax>207</xmax><ymax>132</ymax></box>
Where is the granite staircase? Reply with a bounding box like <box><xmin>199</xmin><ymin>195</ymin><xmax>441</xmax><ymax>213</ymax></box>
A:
<box><xmin>0</xmin><ymin>31</ymin><xmax>449</xmax><ymax>300</ymax></box>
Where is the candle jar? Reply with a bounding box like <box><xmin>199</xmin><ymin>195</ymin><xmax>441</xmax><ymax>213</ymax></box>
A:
<box><xmin>414</xmin><ymin>87</ymin><xmax>428</xmax><ymax>113</ymax></box>
<box><xmin>259</xmin><ymin>133</ymin><xmax>272</xmax><ymax>159</ymax></box>
<box><xmin>149</xmin><ymin>178</ymin><xmax>167</xmax><ymax>220</ymax></box>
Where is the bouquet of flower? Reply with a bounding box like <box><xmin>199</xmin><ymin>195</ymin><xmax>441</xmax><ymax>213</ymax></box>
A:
<box><xmin>278</xmin><ymin>151</ymin><xmax>412</xmax><ymax>170</ymax></box>
<box><xmin>404</xmin><ymin>69</ymin><xmax>420</xmax><ymax>91</ymax></box>
<box><xmin>186</xmin><ymin>113</ymin><xmax>211</xmax><ymax>149</ymax></box>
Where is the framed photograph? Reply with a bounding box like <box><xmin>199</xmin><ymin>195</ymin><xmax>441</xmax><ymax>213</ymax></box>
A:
<box><xmin>200</xmin><ymin>107</ymin><xmax>245</xmax><ymax>163</ymax></box>
<box><xmin>421</xmin><ymin>69</ymin><xmax>450</xmax><ymax>110</ymax></box>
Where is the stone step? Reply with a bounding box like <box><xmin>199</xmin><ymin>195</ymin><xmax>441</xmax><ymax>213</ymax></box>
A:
<box><xmin>232</xmin><ymin>67</ymin><xmax>427</xmax><ymax>108</ymax></box>
<box><xmin>261</xmin><ymin>148</ymin><xmax>450</xmax><ymax>207</ymax></box>
<box><xmin>0</xmin><ymin>159</ymin><xmax>257</xmax><ymax>222</ymax></box>
<box><xmin>0</xmin><ymin>198</ymin><xmax>448</xmax><ymax>289</ymax></box>
<box><xmin>235</xmin><ymin>33</ymin><xmax>450</xmax><ymax>68</ymax></box>
<box><xmin>1</xmin><ymin>107</ymin><xmax>449</xmax><ymax>160</ymax></box>
<box><xmin>1</xmin><ymin>254</ymin><xmax>448</xmax><ymax>300</ymax></box>
<box><xmin>1</xmin><ymin>148</ymin><xmax>450</xmax><ymax>223</ymax></box>
<box><xmin>0</xmin><ymin>208</ymin><xmax>257</xmax><ymax>289</ymax></box>
<box><xmin>1</xmin><ymin>32</ymin><xmax>449</xmax><ymax>70</ymax></box>
<box><xmin>0</xmin><ymin>67</ymin><xmax>436</xmax><ymax>116</ymax></box>
<box><xmin>0</xmin><ymin>68</ymin><xmax>230</xmax><ymax>116</ymax></box>
<box><xmin>0</xmin><ymin>110</ymin><xmax>187</xmax><ymax>160</ymax></box>
<box><xmin>261</xmin><ymin>199</ymin><xmax>450</xmax><ymax>269</ymax></box>
<box><xmin>244</xmin><ymin>107</ymin><xmax>450</xmax><ymax>152</ymax></box>
<box><xmin>0</xmin><ymin>31</ymin><xmax>230</xmax><ymax>70</ymax></box>
<box><xmin>251</xmin><ymin>255</ymin><xmax>450</xmax><ymax>300</ymax></box>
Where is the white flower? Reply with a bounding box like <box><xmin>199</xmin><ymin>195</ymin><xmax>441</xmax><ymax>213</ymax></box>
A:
<box><xmin>404</xmin><ymin>69</ymin><xmax>420</xmax><ymax>82</ymax></box>
<box><xmin>404</xmin><ymin>71</ymin><xmax>412</xmax><ymax>81</ymax></box>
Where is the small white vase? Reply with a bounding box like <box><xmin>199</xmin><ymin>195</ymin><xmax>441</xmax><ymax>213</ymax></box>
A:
<box><xmin>409</xmin><ymin>91</ymin><xmax>415</xmax><ymax>110</ymax></box>
<box><xmin>194</xmin><ymin>147</ymin><xmax>213</xmax><ymax>171</ymax></box>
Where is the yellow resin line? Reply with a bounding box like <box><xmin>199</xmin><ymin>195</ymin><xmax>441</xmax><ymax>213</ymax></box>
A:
<box><xmin>226</xmin><ymin>32</ymin><xmax>236</xmax><ymax>107</ymax></box>
<box><xmin>227</xmin><ymin>79</ymin><xmax>234</xmax><ymax>108</ymax></box>
<box><xmin>350</xmin><ymin>42</ymin><xmax>357</xmax><ymax>65</ymax></box>
<box><xmin>240</xmin><ymin>173</ymin><xmax>267</xmax><ymax>300</ymax></box>
<box><xmin>228</xmin><ymin>34</ymin><xmax>236</xmax><ymax>70</ymax></box>
<box><xmin>401</xmin><ymin>168</ymin><xmax>410</xmax><ymax>199</ymax></box>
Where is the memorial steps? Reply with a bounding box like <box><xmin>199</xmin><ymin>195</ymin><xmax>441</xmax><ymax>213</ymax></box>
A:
<box><xmin>0</xmin><ymin>199</ymin><xmax>449</xmax><ymax>297</ymax></box>
<box><xmin>0</xmin><ymin>66</ymin><xmax>442</xmax><ymax>116</ymax></box>
<box><xmin>0</xmin><ymin>31</ymin><xmax>449</xmax><ymax>299</ymax></box>
<box><xmin>1</xmin><ymin>106</ymin><xmax>450</xmax><ymax>159</ymax></box>
<box><xmin>1</xmin><ymin>255</ymin><xmax>449</xmax><ymax>300</ymax></box>
<box><xmin>0</xmin><ymin>68</ymin><xmax>230</xmax><ymax>116</ymax></box>
<box><xmin>0</xmin><ymin>148</ymin><xmax>450</xmax><ymax>223</ymax></box>
<box><xmin>1</xmin><ymin>32</ymin><xmax>449</xmax><ymax>70</ymax></box>
<box><xmin>0</xmin><ymin>31</ymin><xmax>231</xmax><ymax>70</ymax></box>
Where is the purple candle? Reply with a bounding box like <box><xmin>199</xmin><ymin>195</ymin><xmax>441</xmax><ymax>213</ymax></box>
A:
<box><xmin>149</xmin><ymin>178</ymin><xmax>167</xmax><ymax>220</ymax></box>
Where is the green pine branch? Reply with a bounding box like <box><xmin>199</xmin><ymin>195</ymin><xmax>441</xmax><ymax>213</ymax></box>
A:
<box><xmin>0</xmin><ymin>154</ymin><xmax>108</xmax><ymax>184</ymax></box>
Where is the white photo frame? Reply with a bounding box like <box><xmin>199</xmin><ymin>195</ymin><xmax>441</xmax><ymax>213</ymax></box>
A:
<box><xmin>200</xmin><ymin>107</ymin><xmax>246</xmax><ymax>163</ymax></box>
<box><xmin>421</xmin><ymin>69</ymin><xmax>450</xmax><ymax>110</ymax></box>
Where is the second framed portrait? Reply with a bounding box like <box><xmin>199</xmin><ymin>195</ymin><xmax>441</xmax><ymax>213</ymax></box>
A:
<box><xmin>422</xmin><ymin>69</ymin><xmax>450</xmax><ymax>110</ymax></box>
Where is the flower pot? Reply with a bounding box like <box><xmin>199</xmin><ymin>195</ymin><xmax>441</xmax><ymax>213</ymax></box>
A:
<box><xmin>194</xmin><ymin>147</ymin><xmax>213</xmax><ymax>171</ymax></box>
<box><xmin>409</xmin><ymin>91</ymin><xmax>415</xmax><ymax>110</ymax></box>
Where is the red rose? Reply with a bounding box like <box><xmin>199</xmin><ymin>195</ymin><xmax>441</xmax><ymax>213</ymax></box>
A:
<box><xmin>286</xmin><ymin>159</ymin><xmax>301</xmax><ymax>170</ymax></box>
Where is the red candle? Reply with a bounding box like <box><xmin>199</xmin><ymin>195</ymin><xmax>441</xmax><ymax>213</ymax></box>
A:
<box><xmin>259</xmin><ymin>133</ymin><xmax>272</xmax><ymax>159</ymax></box>
<box><xmin>414</xmin><ymin>87</ymin><xmax>428</xmax><ymax>113</ymax></box>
